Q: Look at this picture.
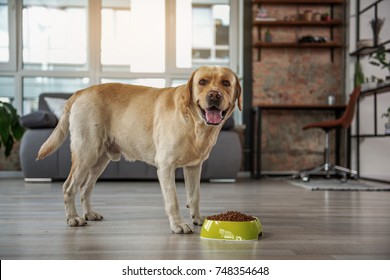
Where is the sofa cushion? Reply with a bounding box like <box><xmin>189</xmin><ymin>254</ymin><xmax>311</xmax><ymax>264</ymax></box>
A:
<box><xmin>20</xmin><ymin>110</ymin><xmax>58</xmax><ymax>128</ymax></box>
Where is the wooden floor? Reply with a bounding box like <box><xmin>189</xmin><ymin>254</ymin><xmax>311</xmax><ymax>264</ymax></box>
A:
<box><xmin>1</xmin><ymin>178</ymin><xmax>390</xmax><ymax>260</ymax></box>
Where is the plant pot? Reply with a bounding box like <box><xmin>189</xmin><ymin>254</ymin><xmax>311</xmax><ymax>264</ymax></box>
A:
<box><xmin>385</xmin><ymin>123</ymin><xmax>390</xmax><ymax>135</ymax></box>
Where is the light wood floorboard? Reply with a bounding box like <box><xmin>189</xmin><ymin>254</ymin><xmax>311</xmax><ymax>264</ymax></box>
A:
<box><xmin>1</xmin><ymin>178</ymin><xmax>390</xmax><ymax>260</ymax></box>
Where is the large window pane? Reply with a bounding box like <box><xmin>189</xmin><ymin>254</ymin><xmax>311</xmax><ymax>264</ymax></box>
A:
<box><xmin>0</xmin><ymin>76</ymin><xmax>14</xmax><ymax>104</ymax></box>
<box><xmin>101</xmin><ymin>78</ymin><xmax>165</xmax><ymax>88</ymax></box>
<box><xmin>0</xmin><ymin>0</ymin><xmax>9</xmax><ymax>63</ymax></box>
<box><xmin>171</xmin><ymin>79</ymin><xmax>187</xmax><ymax>87</ymax></box>
<box><xmin>23</xmin><ymin>77</ymin><xmax>89</xmax><ymax>114</ymax></box>
<box><xmin>176</xmin><ymin>0</ymin><xmax>230</xmax><ymax>68</ymax></box>
<box><xmin>22</xmin><ymin>0</ymin><xmax>88</xmax><ymax>71</ymax></box>
<box><xmin>101</xmin><ymin>0</ymin><xmax>165</xmax><ymax>73</ymax></box>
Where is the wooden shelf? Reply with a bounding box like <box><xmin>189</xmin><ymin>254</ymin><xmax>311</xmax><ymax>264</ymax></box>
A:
<box><xmin>253</xmin><ymin>19</ymin><xmax>343</xmax><ymax>26</ymax></box>
<box><xmin>255</xmin><ymin>104</ymin><xmax>346</xmax><ymax>110</ymax></box>
<box><xmin>253</xmin><ymin>42</ymin><xmax>343</xmax><ymax>48</ymax></box>
<box><xmin>361</xmin><ymin>83</ymin><xmax>390</xmax><ymax>96</ymax></box>
<box><xmin>352</xmin><ymin>134</ymin><xmax>390</xmax><ymax>138</ymax></box>
<box><xmin>350</xmin><ymin>46</ymin><xmax>380</xmax><ymax>56</ymax></box>
<box><xmin>252</xmin><ymin>0</ymin><xmax>344</xmax><ymax>61</ymax></box>
<box><xmin>252</xmin><ymin>0</ymin><xmax>343</xmax><ymax>4</ymax></box>
<box><xmin>350</xmin><ymin>39</ymin><xmax>390</xmax><ymax>57</ymax></box>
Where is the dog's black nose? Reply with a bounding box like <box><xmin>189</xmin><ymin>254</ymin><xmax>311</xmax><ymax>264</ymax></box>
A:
<box><xmin>207</xmin><ymin>91</ymin><xmax>222</xmax><ymax>101</ymax></box>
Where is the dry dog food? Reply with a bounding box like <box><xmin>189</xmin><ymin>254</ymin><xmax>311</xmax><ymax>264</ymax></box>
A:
<box><xmin>207</xmin><ymin>211</ymin><xmax>255</xmax><ymax>222</ymax></box>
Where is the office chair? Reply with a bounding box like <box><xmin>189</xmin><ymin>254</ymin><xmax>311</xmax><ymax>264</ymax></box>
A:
<box><xmin>297</xmin><ymin>87</ymin><xmax>360</xmax><ymax>182</ymax></box>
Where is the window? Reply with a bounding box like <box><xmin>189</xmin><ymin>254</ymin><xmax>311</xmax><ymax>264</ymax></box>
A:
<box><xmin>101</xmin><ymin>0</ymin><xmax>165</xmax><ymax>73</ymax></box>
<box><xmin>22</xmin><ymin>0</ymin><xmax>88</xmax><ymax>70</ymax></box>
<box><xmin>23</xmin><ymin>77</ymin><xmax>89</xmax><ymax>114</ymax></box>
<box><xmin>0</xmin><ymin>76</ymin><xmax>14</xmax><ymax>104</ymax></box>
<box><xmin>0</xmin><ymin>0</ymin><xmax>9</xmax><ymax>63</ymax></box>
<box><xmin>0</xmin><ymin>0</ymin><xmax>16</xmax><ymax>71</ymax></box>
<box><xmin>176</xmin><ymin>0</ymin><xmax>231</xmax><ymax>68</ymax></box>
<box><xmin>0</xmin><ymin>0</ymin><xmax>241</xmax><ymax>116</ymax></box>
<box><xmin>101</xmin><ymin>78</ymin><xmax>165</xmax><ymax>88</ymax></box>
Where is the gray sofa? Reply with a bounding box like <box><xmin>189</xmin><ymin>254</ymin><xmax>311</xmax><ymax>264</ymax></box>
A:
<box><xmin>19</xmin><ymin>93</ymin><xmax>242</xmax><ymax>182</ymax></box>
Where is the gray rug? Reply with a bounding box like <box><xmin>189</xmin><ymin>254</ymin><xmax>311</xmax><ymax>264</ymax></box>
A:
<box><xmin>287</xmin><ymin>179</ymin><xmax>390</xmax><ymax>191</ymax></box>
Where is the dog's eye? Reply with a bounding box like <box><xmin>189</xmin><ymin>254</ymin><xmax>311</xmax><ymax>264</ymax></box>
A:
<box><xmin>222</xmin><ymin>80</ymin><xmax>231</xmax><ymax>87</ymax></box>
<box><xmin>198</xmin><ymin>79</ymin><xmax>208</xmax><ymax>86</ymax></box>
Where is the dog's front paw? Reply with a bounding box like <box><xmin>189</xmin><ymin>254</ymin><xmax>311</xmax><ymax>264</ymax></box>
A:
<box><xmin>84</xmin><ymin>211</ymin><xmax>103</xmax><ymax>221</ymax></box>
<box><xmin>192</xmin><ymin>215</ymin><xmax>205</xmax><ymax>226</ymax></box>
<box><xmin>171</xmin><ymin>223</ymin><xmax>193</xmax><ymax>234</ymax></box>
<box><xmin>67</xmin><ymin>216</ymin><xmax>87</xmax><ymax>227</ymax></box>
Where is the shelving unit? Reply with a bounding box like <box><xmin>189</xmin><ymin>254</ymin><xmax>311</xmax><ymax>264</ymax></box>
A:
<box><xmin>350</xmin><ymin>39</ymin><xmax>390</xmax><ymax>56</ymax></box>
<box><xmin>349</xmin><ymin>0</ymin><xmax>390</xmax><ymax>183</ymax></box>
<box><xmin>252</xmin><ymin>0</ymin><xmax>344</xmax><ymax>61</ymax></box>
<box><xmin>254</xmin><ymin>42</ymin><xmax>342</xmax><ymax>48</ymax></box>
<box><xmin>252</xmin><ymin>0</ymin><xmax>342</xmax><ymax>4</ymax></box>
<box><xmin>253</xmin><ymin>19</ymin><xmax>343</xmax><ymax>27</ymax></box>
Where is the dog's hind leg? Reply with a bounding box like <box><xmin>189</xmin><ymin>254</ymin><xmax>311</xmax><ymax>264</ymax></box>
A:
<box><xmin>63</xmin><ymin>154</ymin><xmax>91</xmax><ymax>227</ymax></box>
<box><xmin>81</xmin><ymin>154</ymin><xmax>110</xmax><ymax>221</ymax></box>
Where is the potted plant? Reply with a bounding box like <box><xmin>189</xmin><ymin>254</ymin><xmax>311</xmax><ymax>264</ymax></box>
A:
<box><xmin>321</xmin><ymin>12</ymin><xmax>330</xmax><ymax>21</ymax></box>
<box><xmin>370</xmin><ymin>18</ymin><xmax>385</xmax><ymax>45</ymax></box>
<box><xmin>382</xmin><ymin>107</ymin><xmax>390</xmax><ymax>135</ymax></box>
<box><xmin>0</xmin><ymin>101</ymin><xmax>25</xmax><ymax>157</ymax></box>
<box><xmin>369</xmin><ymin>45</ymin><xmax>390</xmax><ymax>82</ymax></box>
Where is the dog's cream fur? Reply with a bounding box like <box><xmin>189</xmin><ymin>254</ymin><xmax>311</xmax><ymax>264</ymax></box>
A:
<box><xmin>37</xmin><ymin>66</ymin><xmax>242</xmax><ymax>233</ymax></box>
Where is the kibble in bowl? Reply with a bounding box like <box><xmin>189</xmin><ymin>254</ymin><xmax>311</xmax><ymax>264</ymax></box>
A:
<box><xmin>200</xmin><ymin>211</ymin><xmax>262</xmax><ymax>241</ymax></box>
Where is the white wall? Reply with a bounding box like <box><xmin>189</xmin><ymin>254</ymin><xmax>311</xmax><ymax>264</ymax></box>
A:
<box><xmin>347</xmin><ymin>0</ymin><xmax>390</xmax><ymax>181</ymax></box>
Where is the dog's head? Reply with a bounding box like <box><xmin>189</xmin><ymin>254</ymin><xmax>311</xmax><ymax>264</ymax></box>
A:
<box><xmin>184</xmin><ymin>66</ymin><xmax>242</xmax><ymax>126</ymax></box>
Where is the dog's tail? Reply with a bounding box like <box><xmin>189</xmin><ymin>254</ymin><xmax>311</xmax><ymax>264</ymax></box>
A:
<box><xmin>36</xmin><ymin>93</ymin><xmax>78</xmax><ymax>160</ymax></box>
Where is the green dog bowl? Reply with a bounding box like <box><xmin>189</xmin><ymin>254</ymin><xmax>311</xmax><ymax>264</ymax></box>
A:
<box><xmin>200</xmin><ymin>217</ymin><xmax>262</xmax><ymax>241</ymax></box>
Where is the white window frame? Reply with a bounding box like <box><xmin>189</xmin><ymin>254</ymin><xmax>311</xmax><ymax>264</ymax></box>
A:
<box><xmin>166</xmin><ymin>0</ymin><xmax>241</xmax><ymax>78</ymax></box>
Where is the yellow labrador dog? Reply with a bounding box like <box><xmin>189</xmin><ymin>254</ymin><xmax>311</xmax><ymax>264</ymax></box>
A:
<box><xmin>37</xmin><ymin>66</ymin><xmax>242</xmax><ymax>234</ymax></box>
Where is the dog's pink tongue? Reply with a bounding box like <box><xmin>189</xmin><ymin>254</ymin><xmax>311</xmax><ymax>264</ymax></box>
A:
<box><xmin>205</xmin><ymin>108</ymin><xmax>223</xmax><ymax>124</ymax></box>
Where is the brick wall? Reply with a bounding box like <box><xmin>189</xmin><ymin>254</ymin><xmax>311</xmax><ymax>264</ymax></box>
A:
<box><xmin>252</xmin><ymin>4</ymin><xmax>345</xmax><ymax>172</ymax></box>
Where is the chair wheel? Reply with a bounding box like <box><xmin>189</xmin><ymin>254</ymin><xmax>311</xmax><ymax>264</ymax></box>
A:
<box><xmin>301</xmin><ymin>175</ymin><xmax>310</xmax><ymax>182</ymax></box>
<box><xmin>340</xmin><ymin>175</ymin><xmax>348</xmax><ymax>183</ymax></box>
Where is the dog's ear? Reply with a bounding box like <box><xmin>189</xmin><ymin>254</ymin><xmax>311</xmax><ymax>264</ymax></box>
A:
<box><xmin>234</xmin><ymin>73</ymin><xmax>242</xmax><ymax>111</ymax></box>
<box><xmin>182</xmin><ymin>69</ymin><xmax>197</xmax><ymax>108</ymax></box>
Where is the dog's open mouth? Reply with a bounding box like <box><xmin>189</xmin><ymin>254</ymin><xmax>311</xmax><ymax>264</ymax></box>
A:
<box><xmin>199</xmin><ymin>105</ymin><xmax>227</xmax><ymax>126</ymax></box>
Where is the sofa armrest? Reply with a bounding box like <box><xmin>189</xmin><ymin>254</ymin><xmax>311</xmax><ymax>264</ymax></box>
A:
<box><xmin>203</xmin><ymin>130</ymin><xmax>242</xmax><ymax>180</ymax></box>
<box><xmin>19</xmin><ymin>129</ymin><xmax>59</xmax><ymax>179</ymax></box>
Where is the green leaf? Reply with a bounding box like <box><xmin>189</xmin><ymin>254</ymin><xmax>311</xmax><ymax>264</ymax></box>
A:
<box><xmin>0</xmin><ymin>106</ymin><xmax>11</xmax><ymax>145</ymax></box>
<box><xmin>0</xmin><ymin>101</ymin><xmax>23</xmax><ymax>157</ymax></box>
<box><xmin>354</xmin><ymin>62</ymin><xmax>365</xmax><ymax>87</ymax></box>
<box><xmin>369</xmin><ymin>61</ymin><xmax>380</xmax><ymax>66</ymax></box>
<box><xmin>4</xmin><ymin>135</ymin><xmax>14</xmax><ymax>157</ymax></box>
<box><xmin>2</xmin><ymin>102</ymin><xmax>17</xmax><ymax>119</ymax></box>
<box><xmin>11</xmin><ymin>120</ymin><xmax>25</xmax><ymax>141</ymax></box>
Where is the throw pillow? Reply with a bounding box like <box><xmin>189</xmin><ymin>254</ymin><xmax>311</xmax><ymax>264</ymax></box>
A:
<box><xmin>20</xmin><ymin>110</ymin><xmax>58</xmax><ymax>128</ymax></box>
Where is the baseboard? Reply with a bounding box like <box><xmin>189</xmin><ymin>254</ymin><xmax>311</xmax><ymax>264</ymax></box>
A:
<box><xmin>209</xmin><ymin>178</ymin><xmax>236</xmax><ymax>183</ymax></box>
<box><xmin>24</xmin><ymin>178</ymin><xmax>52</xmax><ymax>183</ymax></box>
<box><xmin>0</xmin><ymin>171</ymin><xmax>23</xmax><ymax>178</ymax></box>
